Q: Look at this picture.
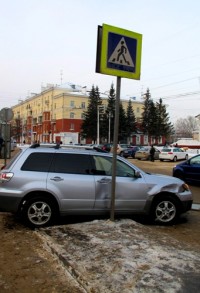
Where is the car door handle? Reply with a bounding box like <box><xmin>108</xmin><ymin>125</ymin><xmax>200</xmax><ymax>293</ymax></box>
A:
<box><xmin>97</xmin><ymin>177</ymin><xmax>111</xmax><ymax>184</ymax></box>
<box><xmin>50</xmin><ymin>176</ymin><xmax>64</xmax><ymax>181</ymax></box>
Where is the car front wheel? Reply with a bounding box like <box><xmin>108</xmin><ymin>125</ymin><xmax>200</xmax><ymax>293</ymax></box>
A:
<box><xmin>21</xmin><ymin>196</ymin><xmax>57</xmax><ymax>228</ymax></box>
<box><xmin>151</xmin><ymin>196</ymin><xmax>179</xmax><ymax>225</ymax></box>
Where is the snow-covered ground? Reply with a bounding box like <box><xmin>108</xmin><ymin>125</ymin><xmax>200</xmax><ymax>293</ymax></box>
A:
<box><xmin>38</xmin><ymin>219</ymin><xmax>200</xmax><ymax>293</ymax></box>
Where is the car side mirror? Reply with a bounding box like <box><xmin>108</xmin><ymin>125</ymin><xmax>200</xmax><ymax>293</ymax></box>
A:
<box><xmin>135</xmin><ymin>171</ymin><xmax>141</xmax><ymax>178</ymax></box>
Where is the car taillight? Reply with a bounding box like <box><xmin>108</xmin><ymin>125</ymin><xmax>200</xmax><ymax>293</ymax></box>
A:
<box><xmin>0</xmin><ymin>172</ymin><xmax>14</xmax><ymax>182</ymax></box>
<box><xmin>168</xmin><ymin>152</ymin><xmax>173</xmax><ymax>154</ymax></box>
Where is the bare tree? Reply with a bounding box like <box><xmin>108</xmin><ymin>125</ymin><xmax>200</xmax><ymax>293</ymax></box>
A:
<box><xmin>174</xmin><ymin>116</ymin><xmax>198</xmax><ymax>138</ymax></box>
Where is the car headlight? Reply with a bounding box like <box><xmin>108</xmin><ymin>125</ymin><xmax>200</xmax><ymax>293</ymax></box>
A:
<box><xmin>182</xmin><ymin>183</ymin><xmax>190</xmax><ymax>191</ymax></box>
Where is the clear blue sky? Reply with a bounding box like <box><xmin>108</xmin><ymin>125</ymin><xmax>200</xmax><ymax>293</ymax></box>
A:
<box><xmin>0</xmin><ymin>0</ymin><xmax>200</xmax><ymax>122</ymax></box>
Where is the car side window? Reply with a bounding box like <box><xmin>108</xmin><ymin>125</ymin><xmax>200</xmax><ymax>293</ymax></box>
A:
<box><xmin>116</xmin><ymin>160</ymin><xmax>135</xmax><ymax>177</ymax></box>
<box><xmin>92</xmin><ymin>156</ymin><xmax>112</xmax><ymax>175</ymax></box>
<box><xmin>21</xmin><ymin>153</ymin><xmax>54</xmax><ymax>172</ymax></box>
<box><xmin>92</xmin><ymin>156</ymin><xmax>135</xmax><ymax>177</ymax></box>
<box><xmin>49</xmin><ymin>153</ymin><xmax>92</xmax><ymax>174</ymax></box>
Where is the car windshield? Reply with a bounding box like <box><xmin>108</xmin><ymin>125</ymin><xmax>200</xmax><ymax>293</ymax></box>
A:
<box><xmin>140</xmin><ymin>147</ymin><xmax>149</xmax><ymax>151</ymax></box>
<box><xmin>120</xmin><ymin>144</ymin><xmax>129</xmax><ymax>148</ymax></box>
<box><xmin>190</xmin><ymin>156</ymin><xmax>200</xmax><ymax>165</ymax></box>
<box><xmin>161</xmin><ymin>148</ymin><xmax>171</xmax><ymax>152</ymax></box>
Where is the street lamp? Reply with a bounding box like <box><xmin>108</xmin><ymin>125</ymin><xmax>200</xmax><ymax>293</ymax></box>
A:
<box><xmin>108</xmin><ymin>111</ymin><xmax>113</xmax><ymax>143</ymax></box>
<box><xmin>97</xmin><ymin>105</ymin><xmax>105</xmax><ymax>144</ymax></box>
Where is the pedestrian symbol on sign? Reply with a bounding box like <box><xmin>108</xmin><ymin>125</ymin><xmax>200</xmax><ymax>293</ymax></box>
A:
<box><xmin>108</xmin><ymin>37</ymin><xmax>134</xmax><ymax>67</ymax></box>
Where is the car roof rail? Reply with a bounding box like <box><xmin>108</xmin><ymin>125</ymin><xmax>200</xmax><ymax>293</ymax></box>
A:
<box><xmin>29</xmin><ymin>143</ymin><xmax>108</xmax><ymax>152</ymax></box>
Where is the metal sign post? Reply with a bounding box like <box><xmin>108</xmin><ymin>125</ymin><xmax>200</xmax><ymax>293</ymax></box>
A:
<box><xmin>96</xmin><ymin>23</ymin><xmax>142</xmax><ymax>222</ymax></box>
<box><xmin>110</xmin><ymin>76</ymin><xmax>121</xmax><ymax>221</ymax></box>
<box><xmin>0</xmin><ymin>108</ymin><xmax>14</xmax><ymax>165</ymax></box>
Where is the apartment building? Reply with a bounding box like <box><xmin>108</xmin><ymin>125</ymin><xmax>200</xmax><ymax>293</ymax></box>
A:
<box><xmin>11</xmin><ymin>83</ymin><xmax>144</xmax><ymax>144</ymax></box>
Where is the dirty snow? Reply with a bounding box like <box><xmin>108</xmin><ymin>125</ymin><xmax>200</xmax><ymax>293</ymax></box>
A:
<box><xmin>38</xmin><ymin>219</ymin><xmax>200</xmax><ymax>292</ymax></box>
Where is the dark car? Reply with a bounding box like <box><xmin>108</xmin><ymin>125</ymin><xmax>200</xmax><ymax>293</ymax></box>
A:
<box><xmin>102</xmin><ymin>143</ymin><xmax>113</xmax><ymax>152</ymax></box>
<box><xmin>122</xmin><ymin>146</ymin><xmax>141</xmax><ymax>158</ymax></box>
<box><xmin>173</xmin><ymin>154</ymin><xmax>200</xmax><ymax>185</ymax></box>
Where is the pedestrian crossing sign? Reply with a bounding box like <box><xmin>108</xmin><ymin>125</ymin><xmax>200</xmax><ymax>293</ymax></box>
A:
<box><xmin>96</xmin><ymin>24</ymin><xmax>142</xmax><ymax>80</ymax></box>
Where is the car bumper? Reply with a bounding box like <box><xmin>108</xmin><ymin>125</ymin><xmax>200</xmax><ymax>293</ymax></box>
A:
<box><xmin>181</xmin><ymin>200</ymin><xmax>193</xmax><ymax>213</ymax></box>
<box><xmin>0</xmin><ymin>194</ymin><xmax>22</xmax><ymax>213</ymax></box>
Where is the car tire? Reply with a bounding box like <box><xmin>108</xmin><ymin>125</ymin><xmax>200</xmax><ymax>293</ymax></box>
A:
<box><xmin>151</xmin><ymin>196</ymin><xmax>179</xmax><ymax>225</ymax></box>
<box><xmin>173</xmin><ymin>156</ymin><xmax>177</xmax><ymax>162</ymax></box>
<box><xmin>160</xmin><ymin>159</ymin><xmax>164</xmax><ymax>162</ymax></box>
<box><xmin>119</xmin><ymin>151</ymin><xmax>123</xmax><ymax>157</ymax></box>
<box><xmin>185</xmin><ymin>154</ymin><xmax>188</xmax><ymax>160</ymax></box>
<box><xmin>21</xmin><ymin>196</ymin><xmax>58</xmax><ymax>228</ymax></box>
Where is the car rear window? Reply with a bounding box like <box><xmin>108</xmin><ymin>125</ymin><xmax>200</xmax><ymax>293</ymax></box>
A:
<box><xmin>161</xmin><ymin>148</ymin><xmax>171</xmax><ymax>152</ymax></box>
<box><xmin>21</xmin><ymin>153</ymin><xmax>54</xmax><ymax>172</ymax></box>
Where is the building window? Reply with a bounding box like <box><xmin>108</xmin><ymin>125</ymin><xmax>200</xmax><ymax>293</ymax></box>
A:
<box><xmin>137</xmin><ymin>107</ymin><xmax>140</xmax><ymax>113</ymax></box>
<box><xmin>81</xmin><ymin>102</ymin><xmax>85</xmax><ymax>109</ymax></box>
<box><xmin>144</xmin><ymin>135</ymin><xmax>148</xmax><ymax>145</ymax></box>
<box><xmin>70</xmin><ymin>101</ymin><xmax>75</xmax><ymax>108</ymax></box>
<box><xmin>70</xmin><ymin>112</ymin><xmax>75</xmax><ymax>119</ymax></box>
<box><xmin>70</xmin><ymin>123</ymin><xmax>74</xmax><ymax>130</ymax></box>
<box><xmin>81</xmin><ymin>113</ymin><xmax>85</xmax><ymax>119</ymax></box>
<box><xmin>136</xmin><ymin>135</ymin><xmax>140</xmax><ymax>144</ymax></box>
<box><xmin>158</xmin><ymin>136</ymin><xmax>162</xmax><ymax>144</ymax></box>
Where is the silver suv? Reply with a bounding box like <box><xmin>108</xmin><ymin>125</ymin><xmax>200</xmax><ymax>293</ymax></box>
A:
<box><xmin>0</xmin><ymin>144</ymin><xmax>193</xmax><ymax>228</ymax></box>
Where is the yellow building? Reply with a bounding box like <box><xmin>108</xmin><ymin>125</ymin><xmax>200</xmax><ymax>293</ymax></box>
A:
<box><xmin>11</xmin><ymin>83</ymin><xmax>144</xmax><ymax>144</ymax></box>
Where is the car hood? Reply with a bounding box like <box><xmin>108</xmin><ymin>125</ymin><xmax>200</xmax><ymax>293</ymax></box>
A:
<box><xmin>141</xmin><ymin>171</ymin><xmax>186</xmax><ymax>195</ymax></box>
<box><xmin>173</xmin><ymin>160</ymin><xmax>188</xmax><ymax>168</ymax></box>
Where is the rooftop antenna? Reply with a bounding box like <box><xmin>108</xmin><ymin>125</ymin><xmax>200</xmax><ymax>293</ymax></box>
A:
<box><xmin>60</xmin><ymin>70</ymin><xmax>63</xmax><ymax>85</ymax></box>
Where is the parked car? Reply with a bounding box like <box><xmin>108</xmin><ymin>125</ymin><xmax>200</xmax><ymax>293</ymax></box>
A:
<box><xmin>122</xmin><ymin>146</ymin><xmax>141</xmax><ymax>158</ymax></box>
<box><xmin>102</xmin><ymin>143</ymin><xmax>113</xmax><ymax>152</ymax></box>
<box><xmin>110</xmin><ymin>144</ymin><xmax>131</xmax><ymax>156</ymax></box>
<box><xmin>173</xmin><ymin>154</ymin><xmax>200</xmax><ymax>185</ymax></box>
<box><xmin>0</xmin><ymin>143</ymin><xmax>192</xmax><ymax>228</ymax></box>
<box><xmin>135</xmin><ymin>146</ymin><xmax>161</xmax><ymax>160</ymax></box>
<box><xmin>159</xmin><ymin>147</ymin><xmax>189</xmax><ymax>162</ymax></box>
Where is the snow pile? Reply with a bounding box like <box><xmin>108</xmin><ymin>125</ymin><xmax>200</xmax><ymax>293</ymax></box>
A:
<box><xmin>39</xmin><ymin>219</ymin><xmax>200</xmax><ymax>293</ymax></box>
<box><xmin>173</xmin><ymin>139</ymin><xmax>200</xmax><ymax>146</ymax></box>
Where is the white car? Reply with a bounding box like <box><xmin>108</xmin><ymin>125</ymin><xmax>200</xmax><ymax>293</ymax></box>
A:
<box><xmin>10</xmin><ymin>138</ymin><xmax>17</xmax><ymax>151</ymax></box>
<box><xmin>159</xmin><ymin>147</ymin><xmax>189</xmax><ymax>162</ymax></box>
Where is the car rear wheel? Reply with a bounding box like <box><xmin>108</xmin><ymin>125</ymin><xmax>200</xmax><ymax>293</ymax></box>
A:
<box><xmin>21</xmin><ymin>196</ymin><xmax>58</xmax><ymax>228</ymax></box>
<box><xmin>185</xmin><ymin>154</ymin><xmax>188</xmax><ymax>160</ymax></box>
<box><xmin>151</xmin><ymin>196</ymin><xmax>179</xmax><ymax>225</ymax></box>
<box><xmin>173</xmin><ymin>156</ymin><xmax>177</xmax><ymax>162</ymax></box>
